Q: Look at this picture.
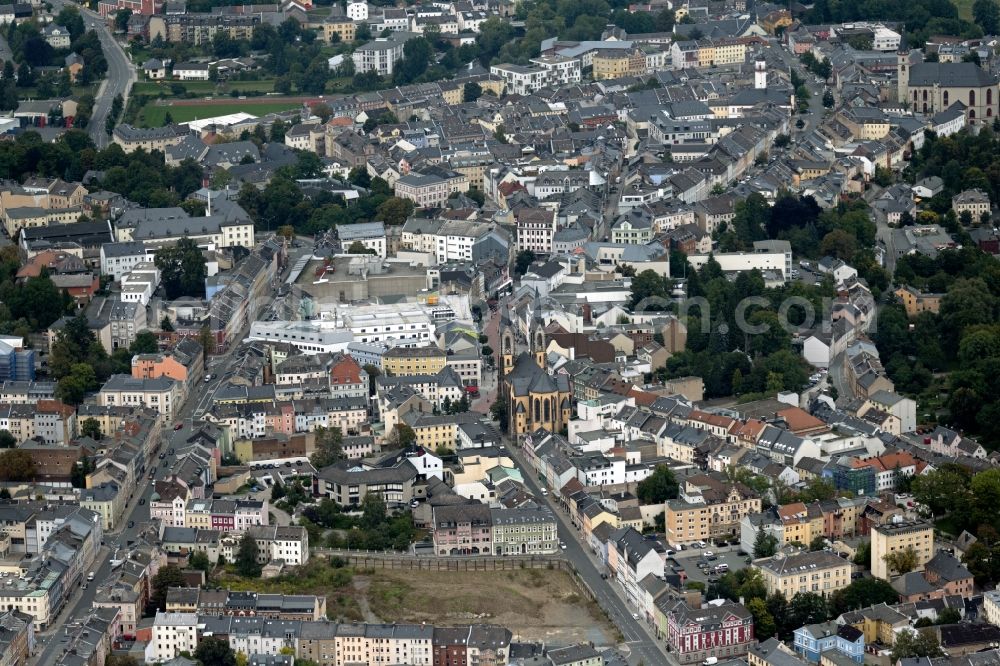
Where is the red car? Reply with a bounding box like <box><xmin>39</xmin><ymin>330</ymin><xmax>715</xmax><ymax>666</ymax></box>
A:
<box><xmin>173</xmin><ymin>423</ymin><xmax>183</xmax><ymax>430</ymax></box>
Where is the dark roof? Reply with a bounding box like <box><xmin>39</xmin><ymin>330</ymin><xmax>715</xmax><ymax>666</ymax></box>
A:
<box><xmin>908</xmin><ymin>62</ymin><xmax>998</xmax><ymax>87</ymax></box>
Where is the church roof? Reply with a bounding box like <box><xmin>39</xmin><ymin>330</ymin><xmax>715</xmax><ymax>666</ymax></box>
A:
<box><xmin>507</xmin><ymin>352</ymin><xmax>570</xmax><ymax>397</ymax></box>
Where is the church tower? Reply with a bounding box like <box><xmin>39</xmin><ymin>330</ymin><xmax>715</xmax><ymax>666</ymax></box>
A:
<box><xmin>499</xmin><ymin>304</ymin><xmax>515</xmax><ymax>378</ymax></box>
<box><xmin>897</xmin><ymin>50</ymin><xmax>910</xmax><ymax>107</ymax></box>
<box><xmin>530</xmin><ymin>308</ymin><xmax>546</xmax><ymax>368</ymax></box>
<box><xmin>754</xmin><ymin>58</ymin><xmax>767</xmax><ymax>90</ymax></box>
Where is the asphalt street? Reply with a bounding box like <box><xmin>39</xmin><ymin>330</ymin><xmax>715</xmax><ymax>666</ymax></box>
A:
<box><xmin>32</xmin><ymin>246</ymin><xmax>306</xmax><ymax>664</ymax></box>
<box><xmin>49</xmin><ymin>0</ymin><xmax>136</xmax><ymax>148</ymax></box>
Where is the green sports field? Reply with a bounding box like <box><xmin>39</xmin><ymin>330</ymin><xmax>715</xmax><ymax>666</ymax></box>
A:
<box><xmin>137</xmin><ymin>100</ymin><xmax>304</xmax><ymax>127</ymax></box>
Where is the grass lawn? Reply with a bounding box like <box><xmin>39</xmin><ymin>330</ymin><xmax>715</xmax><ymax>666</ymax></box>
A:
<box><xmin>952</xmin><ymin>0</ymin><xmax>974</xmax><ymax>19</ymax></box>
<box><xmin>137</xmin><ymin>99</ymin><xmax>302</xmax><ymax>126</ymax></box>
<box><xmin>935</xmin><ymin>515</ymin><xmax>963</xmax><ymax>538</ymax></box>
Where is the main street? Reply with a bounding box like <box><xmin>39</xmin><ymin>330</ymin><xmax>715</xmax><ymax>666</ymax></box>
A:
<box><xmin>50</xmin><ymin>0</ymin><xmax>136</xmax><ymax>148</ymax></box>
<box><xmin>33</xmin><ymin>242</ymin><xmax>306</xmax><ymax>664</ymax></box>
<box><xmin>505</xmin><ymin>440</ymin><xmax>671</xmax><ymax>666</ymax></box>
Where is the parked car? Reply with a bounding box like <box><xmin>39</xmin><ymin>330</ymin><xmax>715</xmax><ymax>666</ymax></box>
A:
<box><xmin>173</xmin><ymin>423</ymin><xmax>183</xmax><ymax>430</ymax></box>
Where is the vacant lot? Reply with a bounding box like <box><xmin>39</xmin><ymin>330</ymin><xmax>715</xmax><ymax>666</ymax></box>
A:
<box><xmin>137</xmin><ymin>99</ymin><xmax>303</xmax><ymax>126</ymax></box>
<box><xmin>221</xmin><ymin>559</ymin><xmax>365</xmax><ymax>622</ymax></box>
<box><xmin>362</xmin><ymin>567</ymin><xmax>616</xmax><ymax>646</ymax></box>
<box><xmin>952</xmin><ymin>0</ymin><xmax>973</xmax><ymax>20</ymax></box>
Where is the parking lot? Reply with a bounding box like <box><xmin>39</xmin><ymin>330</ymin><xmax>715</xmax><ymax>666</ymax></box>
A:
<box><xmin>667</xmin><ymin>547</ymin><xmax>753</xmax><ymax>585</ymax></box>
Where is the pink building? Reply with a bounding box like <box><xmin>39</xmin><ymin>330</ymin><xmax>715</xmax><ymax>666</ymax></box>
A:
<box><xmin>432</xmin><ymin>504</ymin><xmax>493</xmax><ymax>555</ymax></box>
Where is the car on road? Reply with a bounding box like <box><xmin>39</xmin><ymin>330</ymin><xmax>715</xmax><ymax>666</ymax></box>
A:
<box><xmin>632</xmin><ymin>613</ymin><xmax>640</xmax><ymax>620</ymax></box>
<box><xmin>560</xmin><ymin>542</ymin><xmax>567</xmax><ymax>550</ymax></box>
<box><xmin>204</xmin><ymin>375</ymin><xmax>212</xmax><ymax>383</ymax></box>
<box><xmin>138</xmin><ymin>498</ymin><xmax>145</xmax><ymax>505</ymax></box>
<box><xmin>127</xmin><ymin>521</ymin><xmax>134</xmax><ymax>528</ymax></box>
<box><xmin>158</xmin><ymin>453</ymin><xmax>166</xmax><ymax>459</ymax></box>
<box><xmin>168</xmin><ymin>448</ymin><xmax>174</xmax><ymax>454</ymax></box>
<box><xmin>704</xmin><ymin>550</ymin><xmax>713</xmax><ymax>557</ymax></box>
<box><xmin>173</xmin><ymin>423</ymin><xmax>183</xmax><ymax>430</ymax></box>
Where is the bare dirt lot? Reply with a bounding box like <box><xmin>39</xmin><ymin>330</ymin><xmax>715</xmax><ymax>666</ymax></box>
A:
<box><xmin>360</xmin><ymin>568</ymin><xmax>617</xmax><ymax>646</ymax></box>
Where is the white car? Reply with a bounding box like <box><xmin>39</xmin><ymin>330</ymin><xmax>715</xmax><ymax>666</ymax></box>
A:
<box><xmin>704</xmin><ymin>551</ymin><xmax>714</xmax><ymax>558</ymax></box>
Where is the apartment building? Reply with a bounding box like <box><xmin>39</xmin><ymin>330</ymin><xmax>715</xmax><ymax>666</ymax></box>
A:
<box><xmin>658</xmin><ymin>598</ymin><xmax>754</xmax><ymax>664</ymax></box>
<box><xmin>351</xmin><ymin>32</ymin><xmax>414</xmax><ymax>75</ymax></box>
<box><xmin>754</xmin><ymin>549</ymin><xmax>853</xmax><ymax>598</ymax></box>
<box><xmin>394</xmin><ymin>173</ymin><xmax>457</xmax><ymax>208</ymax></box>
<box><xmin>99</xmin><ymin>374</ymin><xmax>181</xmax><ymax>420</ymax></box>
<box><xmin>383</xmin><ymin>346</ymin><xmax>447</xmax><ymax>377</ymax></box>
<box><xmin>146</xmin><ymin>612</ymin><xmax>199</xmax><ymax>662</ymax></box>
<box><xmin>666</xmin><ymin>477</ymin><xmax>762</xmax><ymax>546</ymax></box>
<box><xmin>112</xmin><ymin>124</ymin><xmax>189</xmax><ymax>154</ymax></box>
<box><xmin>871</xmin><ymin>520</ymin><xmax>934</xmax><ymax>580</ymax></box>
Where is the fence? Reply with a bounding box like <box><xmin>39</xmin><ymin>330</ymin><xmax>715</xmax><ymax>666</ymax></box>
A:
<box><xmin>312</xmin><ymin>548</ymin><xmax>570</xmax><ymax>572</ymax></box>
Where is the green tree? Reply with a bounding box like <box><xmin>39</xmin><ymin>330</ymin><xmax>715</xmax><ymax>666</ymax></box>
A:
<box><xmin>361</xmin><ymin>491</ymin><xmax>387</xmax><ymax>529</ymax></box>
<box><xmin>375</xmin><ymin>197</ymin><xmax>414</xmax><ymax>226</ymax></box>
<box><xmin>0</xmin><ymin>449</ymin><xmax>36</xmax><ymax>483</ymax></box>
<box><xmin>55</xmin><ymin>363</ymin><xmax>97</xmax><ymax>405</ymax></box>
<box><xmin>80</xmin><ymin>418</ymin><xmax>102</xmax><ymax>440</ymax></box>
<box><xmin>786</xmin><ymin>592</ymin><xmax>829</xmax><ymax>630</ymax></box>
<box><xmin>392</xmin><ymin>424</ymin><xmax>416</xmax><ymax>447</ymax></box>
<box><xmin>883</xmin><ymin>546</ymin><xmax>920</xmax><ymax>576</ymax></box>
<box><xmin>235</xmin><ymin>534</ymin><xmax>261</xmax><ymax>578</ymax></box>
<box><xmin>830</xmin><ymin>577</ymin><xmax>900</xmax><ymax>615</ymax></box>
<box><xmin>149</xmin><ymin>564</ymin><xmax>185</xmax><ymax>611</ymax></box>
<box><xmin>514</xmin><ymin>249</ymin><xmax>536</xmax><ymax>276</ymax></box>
<box><xmin>189</xmin><ymin>550</ymin><xmax>211</xmax><ymax>572</ymax></box>
<box><xmin>464</xmin><ymin>81</ymin><xmax>483</xmax><ymax>102</ymax></box>
<box><xmin>754</xmin><ymin>530</ymin><xmax>779</xmax><ymax>558</ymax></box>
<box><xmin>747</xmin><ymin>597</ymin><xmax>776</xmax><ymax>639</ymax></box>
<box><xmin>629</xmin><ymin>269</ymin><xmax>673</xmax><ymax>310</ymax></box>
<box><xmin>347</xmin><ymin>241</ymin><xmax>375</xmax><ymax>255</ymax></box>
<box><xmin>974</xmin><ymin>0</ymin><xmax>1000</xmax><ymax>33</ymax></box>
<box><xmin>309</xmin><ymin>426</ymin><xmax>343</xmax><ymax>468</ymax></box>
<box><xmin>194</xmin><ymin>637</ymin><xmax>237</xmax><ymax>666</ymax></box>
<box><xmin>155</xmin><ymin>237</ymin><xmax>207</xmax><ymax>299</ymax></box>
<box><xmin>890</xmin><ymin>628</ymin><xmax>944</xmax><ymax>661</ymax></box>
<box><xmin>854</xmin><ymin>541</ymin><xmax>872</xmax><ymax>568</ymax></box>
<box><xmin>636</xmin><ymin>465</ymin><xmax>679</xmax><ymax>504</ymax></box>
<box><xmin>130</xmin><ymin>331</ymin><xmax>158</xmax><ymax>355</ymax></box>
<box><xmin>160</xmin><ymin>316</ymin><xmax>174</xmax><ymax>332</ymax></box>
<box><xmin>911</xmin><ymin>465</ymin><xmax>971</xmax><ymax>516</ymax></box>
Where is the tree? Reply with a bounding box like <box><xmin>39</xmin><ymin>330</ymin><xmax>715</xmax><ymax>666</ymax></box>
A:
<box><xmin>891</xmin><ymin>628</ymin><xmax>944</xmax><ymax>661</ymax></box>
<box><xmin>160</xmin><ymin>316</ymin><xmax>174</xmax><ymax>332</ymax></box>
<box><xmin>375</xmin><ymin>197</ymin><xmax>414</xmax><ymax>226</ymax></box>
<box><xmin>514</xmin><ymin>249</ymin><xmax>536</xmax><ymax>276</ymax></box>
<box><xmin>822</xmin><ymin>89</ymin><xmax>834</xmax><ymax>107</ymax></box>
<box><xmin>820</xmin><ymin>229</ymin><xmax>858</xmax><ymax>261</ymax></box>
<box><xmin>81</xmin><ymin>418</ymin><xmax>102</xmax><ymax>440</ymax></box>
<box><xmin>309</xmin><ymin>426</ymin><xmax>343</xmax><ymax>468</ymax></box>
<box><xmin>852</xmin><ymin>542</ymin><xmax>871</xmax><ymax>569</ymax></box>
<box><xmin>194</xmin><ymin>637</ymin><xmax>237</xmax><ymax>666</ymax></box>
<box><xmin>150</xmin><ymin>564</ymin><xmax>185</xmax><ymax>611</ymax></box>
<box><xmin>270</xmin><ymin>481</ymin><xmax>285</xmax><ymax>501</ymax></box>
<box><xmin>130</xmin><ymin>331</ymin><xmax>158</xmax><ymax>354</ymax></box>
<box><xmin>392</xmin><ymin>424</ymin><xmax>416</xmax><ymax>447</ymax></box>
<box><xmin>747</xmin><ymin>598</ymin><xmax>776</xmax><ymax>639</ymax></box>
<box><xmin>56</xmin><ymin>363</ymin><xmax>97</xmax><ymax>405</ymax></box>
<box><xmin>754</xmin><ymin>530</ymin><xmax>779</xmax><ymax>558</ymax></box>
<box><xmin>912</xmin><ymin>465</ymin><xmax>971</xmax><ymax>516</ymax></box>
<box><xmin>830</xmin><ymin>577</ymin><xmax>900</xmax><ymax>615</ymax></box>
<box><xmin>636</xmin><ymin>465</ymin><xmax>678</xmax><ymax>504</ymax></box>
<box><xmin>347</xmin><ymin>241</ymin><xmax>375</xmax><ymax>255</ymax></box>
<box><xmin>786</xmin><ymin>592</ymin><xmax>829</xmax><ymax>630</ymax></box>
<box><xmin>155</xmin><ymin>237</ymin><xmax>207</xmax><ymax>299</ymax></box>
<box><xmin>361</xmin><ymin>491</ymin><xmax>386</xmax><ymax>529</ymax></box>
<box><xmin>0</xmin><ymin>449</ymin><xmax>34</xmax><ymax>482</ymax></box>
<box><xmin>464</xmin><ymin>81</ymin><xmax>483</xmax><ymax>103</ymax></box>
<box><xmin>936</xmin><ymin>607</ymin><xmax>961</xmax><ymax>624</ymax></box>
<box><xmin>235</xmin><ymin>534</ymin><xmax>261</xmax><ymax>578</ymax></box>
<box><xmin>883</xmin><ymin>546</ymin><xmax>920</xmax><ymax>576</ymax></box>
<box><xmin>189</xmin><ymin>550</ymin><xmax>211</xmax><ymax>572</ymax></box>
<box><xmin>974</xmin><ymin>0</ymin><xmax>1000</xmax><ymax>33</ymax></box>
<box><xmin>629</xmin><ymin>269</ymin><xmax>673</xmax><ymax>310</ymax></box>
<box><xmin>199</xmin><ymin>325</ymin><xmax>216</xmax><ymax>362</ymax></box>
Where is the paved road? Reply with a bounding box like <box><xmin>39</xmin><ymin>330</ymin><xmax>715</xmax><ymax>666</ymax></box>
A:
<box><xmin>34</xmin><ymin>243</ymin><xmax>303</xmax><ymax>663</ymax></box>
<box><xmin>50</xmin><ymin>0</ymin><xmax>136</xmax><ymax>148</ymax></box>
<box><xmin>504</xmin><ymin>441</ymin><xmax>670</xmax><ymax>666</ymax></box>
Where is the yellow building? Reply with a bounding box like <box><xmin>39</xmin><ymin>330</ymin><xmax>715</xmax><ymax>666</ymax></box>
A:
<box><xmin>711</xmin><ymin>39</ymin><xmax>746</xmax><ymax>66</ymax></box>
<box><xmin>383</xmin><ymin>346</ymin><xmax>448</xmax><ymax>377</ymax></box>
<box><xmin>320</xmin><ymin>18</ymin><xmax>355</xmax><ymax>43</ymax></box>
<box><xmin>843</xmin><ymin>604</ymin><xmax>911</xmax><ymax>645</ymax></box>
<box><xmin>871</xmin><ymin>520</ymin><xmax>934</xmax><ymax>580</ymax></box>
<box><xmin>754</xmin><ymin>549</ymin><xmax>853</xmax><ymax>598</ymax></box>
<box><xmin>775</xmin><ymin>502</ymin><xmax>824</xmax><ymax>546</ymax></box>
<box><xmin>592</xmin><ymin>49</ymin><xmax>647</xmax><ymax>80</ymax></box>
<box><xmin>894</xmin><ymin>286</ymin><xmax>943</xmax><ymax>318</ymax></box>
<box><xmin>666</xmin><ymin>477</ymin><xmax>761</xmax><ymax>545</ymax></box>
